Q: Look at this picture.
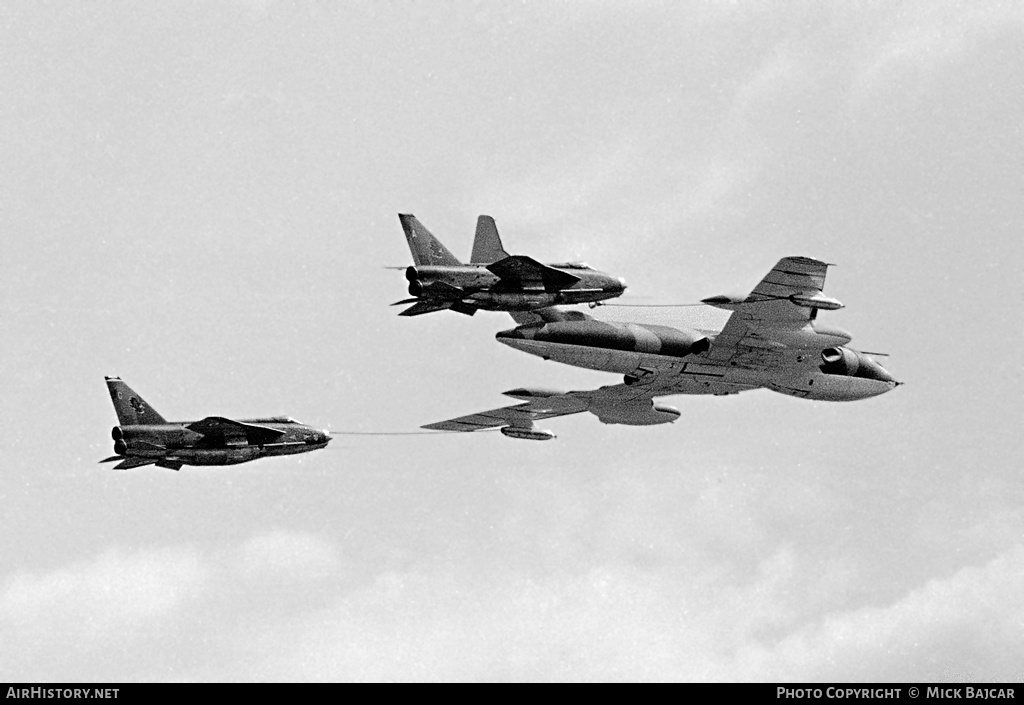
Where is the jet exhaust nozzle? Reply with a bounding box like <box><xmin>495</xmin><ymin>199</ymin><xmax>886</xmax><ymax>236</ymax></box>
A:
<box><xmin>113</xmin><ymin>439</ymin><xmax>127</xmax><ymax>455</ymax></box>
<box><xmin>111</xmin><ymin>426</ymin><xmax>123</xmax><ymax>441</ymax></box>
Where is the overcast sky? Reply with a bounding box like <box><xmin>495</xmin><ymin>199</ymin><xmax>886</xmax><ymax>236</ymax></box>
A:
<box><xmin>1</xmin><ymin>0</ymin><xmax>1022</xmax><ymax>682</ymax></box>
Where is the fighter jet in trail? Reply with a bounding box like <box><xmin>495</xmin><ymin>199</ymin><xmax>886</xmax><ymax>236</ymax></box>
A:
<box><xmin>392</xmin><ymin>214</ymin><xmax>627</xmax><ymax>316</ymax></box>
<box><xmin>422</xmin><ymin>256</ymin><xmax>900</xmax><ymax>440</ymax></box>
<box><xmin>99</xmin><ymin>377</ymin><xmax>331</xmax><ymax>470</ymax></box>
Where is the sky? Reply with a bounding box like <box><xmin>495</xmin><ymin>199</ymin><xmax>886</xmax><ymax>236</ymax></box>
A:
<box><xmin>1</xmin><ymin>0</ymin><xmax>1022</xmax><ymax>683</ymax></box>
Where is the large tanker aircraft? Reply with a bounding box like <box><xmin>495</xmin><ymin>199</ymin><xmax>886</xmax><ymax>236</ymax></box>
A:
<box><xmin>422</xmin><ymin>256</ymin><xmax>899</xmax><ymax>440</ymax></box>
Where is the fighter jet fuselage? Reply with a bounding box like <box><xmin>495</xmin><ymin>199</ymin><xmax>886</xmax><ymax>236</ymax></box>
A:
<box><xmin>111</xmin><ymin>419</ymin><xmax>330</xmax><ymax>466</ymax></box>
<box><xmin>102</xmin><ymin>378</ymin><xmax>330</xmax><ymax>471</ymax></box>
<box><xmin>405</xmin><ymin>263</ymin><xmax>626</xmax><ymax>312</ymax></box>
<box><xmin>394</xmin><ymin>214</ymin><xmax>626</xmax><ymax>316</ymax></box>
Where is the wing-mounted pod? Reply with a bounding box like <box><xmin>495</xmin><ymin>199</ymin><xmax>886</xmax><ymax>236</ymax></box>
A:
<box><xmin>500</xmin><ymin>425</ymin><xmax>556</xmax><ymax>441</ymax></box>
<box><xmin>701</xmin><ymin>293</ymin><xmax>748</xmax><ymax>310</ymax></box>
<box><xmin>502</xmin><ymin>388</ymin><xmax>567</xmax><ymax>400</ymax></box>
<box><xmin>702</xmin><ymin>292</ymin><xmax>843</xmax><ymax>312</ymax></box>
<box><xmin>789</xmin><ymin>293</ymin><xmax>844</xmax><ymax>310</ymax></box>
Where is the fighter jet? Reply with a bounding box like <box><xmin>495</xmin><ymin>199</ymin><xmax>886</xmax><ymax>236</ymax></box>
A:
<box><xmin>422</xmin><ymin>256</ymin><xmax>899</xmax><ymax>440</ymax></box>
<box><xmin>99</xmin><ymin>377</ymin><xmax>331</xmax><ymax>470</ymax></box>
<box><xmin>392</xmin><ymin>214</ymin><xmax>627</xmax><ymax>316</ymax></box>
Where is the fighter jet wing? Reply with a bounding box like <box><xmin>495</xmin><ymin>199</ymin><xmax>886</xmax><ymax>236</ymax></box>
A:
<box><xmin>422</xmin><ymin>381</ymin><xmax>671</xmax><ymax>433</ymax></box>
<box><xmin>398</xmin><ymin>300</ymin><xmax>477</xmax><ymax>316</ymax></box>
<box><xmin>186</xmin><ymin>417</ymin><xmax>285</xmax><ymax>445</ymax></box>
<box><xmin>422</xmin><ymin>393</ymin><xmax>589</xmax><ymax>432</ymax></box>
<box><xmin>111</xmin><ymin>457</ymin><xmax>157</xmax><ymax>470</ymax></box>
<box><xmin>417</xmin><ymin>280</ymin><xmax>465</xmax><ymax>299</ymax></box>
<box><xmin>487</xmin><ymin>255</ymin><xmax>581</xmax><ymax>291</ymax></box>
<box><xmin>706</xmin><ymin>256</ymin><xmax>833</xmax><ymax>368</ymax></box>
<box><xmin>398</xmin><ymin>300</ymin><xmax>456</xmax><ymax>316</ymax></box>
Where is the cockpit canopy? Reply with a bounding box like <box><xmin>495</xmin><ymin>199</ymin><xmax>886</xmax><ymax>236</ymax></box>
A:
<box><xmin>246</xmin><ymin>416</ymin><xmax>302</xmax><ymax>424</ymax></box>
<box><xmin>819</xmin><ymin>348</ymin><xmax>894</xmax><ymax>383</ymax></box>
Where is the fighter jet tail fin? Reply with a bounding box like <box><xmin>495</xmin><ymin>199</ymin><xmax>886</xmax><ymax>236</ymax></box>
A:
<box><xmin>398</xmin><ymin>214</ymin><xmax>462</xmax><ymax>266</ymax></box>
<box><xmin>105</xmin><ymin>377</ymin><xmax>168</xmax><ymax>426</ymax></box>
<box><xmin>470</xmin><ymin>215</ymin><xmax>510</xmax><ymax>264</ymax></box>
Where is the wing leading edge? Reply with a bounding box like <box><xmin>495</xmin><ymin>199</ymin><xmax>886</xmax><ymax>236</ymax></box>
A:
<box><xmin>422</xmin><ymin>381</ymin><xmax>679</xmax><ymax>438</ymax></box>
<box><xmin>422</xmin><ymin>393</ymin><xmax>588</xmax><ymax>432</ymax></box>
<box><xmin>706</xmin><ymin>256</ymin><xmax>842</xmax><ymax>367</ymax></box>
<box><xmin>487</xmin><ymin>255</ymin><xmax>581</xmax><ymax>291</ymax></box>
<box><xmin>741</xmin><ymin>255</ymin><xmax>831</xmax><ymax>323</ymax></box>
<box><xmin>186</xmin><ymin>417</ymin><xmax>286</xmax><ymax>445</ymax></box>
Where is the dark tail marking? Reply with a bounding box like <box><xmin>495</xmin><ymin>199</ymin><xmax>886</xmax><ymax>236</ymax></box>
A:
<box><xmin>105</xmin><ymin>377</ymin><xmax>167</xmax><ymax>426</ymax></box>
<box><xmin>398</xmin><ymin>214</ymin><xmax>462</xmax><ymax>266</ymax></box>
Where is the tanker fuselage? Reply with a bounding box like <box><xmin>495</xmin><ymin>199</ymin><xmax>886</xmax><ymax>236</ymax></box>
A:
<box><xmin>495</xmin><ymin>319</ymin><xmax>898</xmax><ymax>402</ymax></box>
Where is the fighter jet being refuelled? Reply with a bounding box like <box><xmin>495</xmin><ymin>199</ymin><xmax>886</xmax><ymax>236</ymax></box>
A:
<box><xmin>99</xmin><ymin>377</ymin><xmax>331</xmax><ymax>470</ymax></box>
<box><xmin>422</xmin><ymin>256</ymin><xmax>900</xmax><ymax>440</ymax></box>
<box><xmin>392</xmin><ymin>214</ymin><xmax>627</xmax><ymax>316</ymax></box>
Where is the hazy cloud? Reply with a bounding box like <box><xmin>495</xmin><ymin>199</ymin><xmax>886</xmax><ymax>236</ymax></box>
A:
<box><xmin>236</xmin><ymin>529</ymin><xmax>342</xmax><ymax>580</ymax></box>
<box><xmin>850</xmin><ymin>1</ymin><xmax>1024</xmax><ymax>106</ymax></box>
<box><xmin>0</xmin><ymin>546</ymin><xmax>207</xmax><ymax>671</ymax></box>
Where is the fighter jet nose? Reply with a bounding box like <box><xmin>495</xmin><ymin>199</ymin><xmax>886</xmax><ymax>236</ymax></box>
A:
<box><xmin>616</xmin><ymin>277</ymin><xmax>627</xmax><ymax>291</ymax></box>
<box><xmin>321</xmin><ymin>429</ymin><xmax>332</xmax><ymax>443</ymax></box>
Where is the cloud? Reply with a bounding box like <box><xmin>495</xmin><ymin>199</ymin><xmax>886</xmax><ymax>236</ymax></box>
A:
<box><xmin>235</xmin><ymin>529</ymin><xmax>341</xmax><ymax>580</ymax></box>
<box><xmin>850</xmin><ymin>1</ymin><xmax>1024</xmax><ymax>106</ymax></box>
<box><xmin>3</xmin><ymin>511</ymin><xmax>1022</xmax><ymax>682</ymax></box>
<box><xmin>0</xmin><ymin>531</ymin><xmax>340</xmax><ymax>678</ymax></box>
<box><xmin>742</xmin><ymin>545</ymin><xmax>1024</xmax><ymax>682</ymax></box>
<box><xmin>219</xmin><ymin>543</ymin><xmax>1024</xmax><ymax>682</ymax></box>
<box><xmin>0</xmin><ymin>546</ymin><xmax>207</xmax><ymax>670</ymax></box>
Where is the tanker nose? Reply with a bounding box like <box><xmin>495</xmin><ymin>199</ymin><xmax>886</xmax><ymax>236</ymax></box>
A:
<box><xmin>861</xmin><ymin>356</ymin><xmax>898</xmax><ymax>386</ymax></box>
<box><xmin>496</xmin><ymin>326</ymin><xmax>543</xmax><ymax>353</ymax></box>
<box><xmin>496</xmin><ymin>327</ymin><xmax>528</xmax><ymax>341</ymax></box>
